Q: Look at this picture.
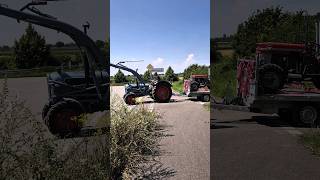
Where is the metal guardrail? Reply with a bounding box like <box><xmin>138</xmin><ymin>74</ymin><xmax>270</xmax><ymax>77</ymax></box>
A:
<box><xmin>0</xmin><ymin>65</ymin><xmax>82</xmax><ymax>78</ymax></box>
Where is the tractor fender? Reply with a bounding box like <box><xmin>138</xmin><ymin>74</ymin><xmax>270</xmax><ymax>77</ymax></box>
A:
<box><xmin>123</xmin><ymin>92</ymin><xmax>136</xmax><ymax>99</ymax></box>
<box><xmin>155</xmin><ymin>80</ymin><xmax>172</xmax><ymax>87</ymax></box>
<box><xmin>61</xmin><ymin>98</ymin><xmax>85</xmax><ymax>112</ymax></box>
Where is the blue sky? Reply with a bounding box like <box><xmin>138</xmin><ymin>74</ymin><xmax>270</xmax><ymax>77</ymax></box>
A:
<box><xmin>110</xmin><ymin>0</ymin><xmax>210</xmax><ymax>75</ymax></box>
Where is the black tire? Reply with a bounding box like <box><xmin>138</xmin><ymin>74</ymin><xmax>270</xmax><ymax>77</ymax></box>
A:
<box><xmin>152</xmin><ymin>83</ymin><xmax>172</xmax><ymax>103</ymax></box>
<box><xmin>45</xmin><ymin>99</ymin><xmax>84</xmax><ymax>136</ymax></box>
<box><xmin>312</xmin><ymin>78</ymin><xmax>320</xmax><ymax>89</ymax></box>
<box><xmin>42</xmin><ymin>103</ymin><xmax>50</xmax><ymax>120</ymax></box>
<box><xmin>258</xmin><ymin>64</ymin><xmax>285</xmax><ymax>93</ymax></box>
<box><xmin>202</xmin><ymin>94</ymin><xmax>210</xmax><ymax>102</ymax></box>
<box><xmin>124</xmin><ymin>93</ymin><xmax>136</xmax><ymax>105</ymax></box>
<box><xmin>298</xmin><ymin>105</ymin><xmax>319</xmax><ymax>127</ymax></box>
<box><xmin>190</xmin><ymin>81</ymin><xmax>199</xmax><ymax>92</ymax></box>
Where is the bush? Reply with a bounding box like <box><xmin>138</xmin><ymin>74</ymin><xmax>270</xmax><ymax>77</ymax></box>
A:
<box><xmin>0</xmin><ymin>79</ymin><xmax>162</xmax><ymax>179</ymax></box>
<box><xmin>110</xmin><ymin>95</ymin><xmax>162</xmax><ymax>179</ymax></box>
<box><xmin>212</xmin><ymin>57</ymin><xmax>237</xmax><ymax>98</ymax></box>
<box><xmin>0</xmin><ymin>56</ymin><xmax>15</xmax><ymax>69</ymax></box>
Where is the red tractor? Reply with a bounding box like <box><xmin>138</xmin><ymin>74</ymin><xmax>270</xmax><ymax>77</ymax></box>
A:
<box><xmin>184</xmin><ymin>74</ymin><xmax>210</xmax><ymax>102</ymax></box>
<box><xmin>255</xmin><ymin>42</ymin><xmax>320</xmax><ymax>93</ymax></box>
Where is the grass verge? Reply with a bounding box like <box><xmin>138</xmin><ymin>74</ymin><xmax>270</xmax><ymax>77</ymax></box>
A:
<box><xmin>212</xmin><ymin>57</ymin><xmax>237</xmax><ymax>98</ymax></box>
<box><xmin>300</xmin><ymin>130</ymin><xmax>320</xmax><ymax>156</ymax></box>
<box><xmin>172</xmin><ymin>80</ymin><xmax>184</xmax><ymax>94</ymax></box>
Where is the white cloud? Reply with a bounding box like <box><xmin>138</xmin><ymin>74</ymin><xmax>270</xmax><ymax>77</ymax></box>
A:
<box><xmin>184</xmin><ymin>53</ymin><xmax>195</xmax><ymax>66</ymax></box>
<box><xmin>152</xmin><ymin>57</ymin><xmax>164</xmax><ymax>67</ymax></box>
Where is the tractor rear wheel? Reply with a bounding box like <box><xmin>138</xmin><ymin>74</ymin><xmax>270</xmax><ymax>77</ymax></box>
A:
<box><xmin>190</xmin><ymin>81</ymin><xmax>199</xmax><ymax>91</ymax></box>
<box><xmin>152</xmin><ymin>83</ymin><xmax>172</xmax><ymax>103</ymax></box>
<box><xmin>45</xmin><ymin>99</ymin><xmax>84</xmax><ymax>137</ymax></box>
<box><xmin>258</xmin><ymin>64</ymin><xmax>285</xmax><ymax>93</ymax></box>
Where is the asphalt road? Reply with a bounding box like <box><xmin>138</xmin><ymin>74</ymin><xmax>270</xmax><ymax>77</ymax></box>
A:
<box><xmin>1</xmin><ymin>78</ymin><xmax>210</xmax><ymax>180</ymax></box>
<box><xmin>211</xmin><ymin>109</ymin><xmax>320</xmax><ymax>180</ymax></box>
<box><xmin>112</xmin><ymin>86</ymin><xmax>210</xmax><ymax>180</ymax></box>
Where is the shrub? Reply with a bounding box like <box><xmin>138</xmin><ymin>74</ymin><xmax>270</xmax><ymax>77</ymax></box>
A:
<box><xmin>0</xmin><ymin>79</ymin><xmax>162</xmax><ymax>179</ymax></box>
<box><xmin>110</xmin><ymin>95</ymin><xmax>162</xmax><ymax>179</ymax></box>
<box><xmin>0</xmin><ymin>56</ymin><xmax>15</xmax><ymax>69</ymax></box>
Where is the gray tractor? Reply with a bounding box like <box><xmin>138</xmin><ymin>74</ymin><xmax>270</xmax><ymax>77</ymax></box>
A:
<box><xmin>111</xmin><ymin>62</ymin><xmax>172</xmax><ymax>105</ymax></box>
<box><xmin>0</xmin><ymin>1</ymin><xmax>109</xmax><ymax>136</ymax></box>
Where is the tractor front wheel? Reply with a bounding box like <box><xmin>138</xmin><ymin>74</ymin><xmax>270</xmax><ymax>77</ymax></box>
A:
<box><xmin>45</xmin><ymin>99</ymin><xmax>84</xmax><ymax>137</ymax></box>
<box><xmin>152</xmin><ymin>83</ymin><xmax>172</xmax><ymax>103</ymax></box>
<box><xmin>124</xmin><ymin>93</ymin><xmax>136</xmax><ymax>105</ymax></box>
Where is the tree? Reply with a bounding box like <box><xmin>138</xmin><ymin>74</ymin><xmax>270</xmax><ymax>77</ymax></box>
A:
<box><xmin>114</xmin><ymin>70</ymin><xmax>127</xmax><ymax>83</ymax></box>
<box><xmin>164</xmin><ymin>66</ymin><xmax>178</xmax><ymax>81</ymax></box>
<box><xmin>232</xmin><ymin>7</ymin><xmax>316</xmax><ymax>58</ymax></box>
<box><xmin>210</xmin><ymin>38</ymin><xmax>223</xmax><ymax>64</ymax></box>
<box><xmin>13</xmin><ymin>24</ymin><xmax>50</xmax><ymax>68</ymax></box>
<box><xmin>143</xmin><ymin>70</ymin><xmax>151</xmax><ymax>81</ymax></box>
<box><xmin>183</xmin><ymin>64</ymin><xmax>209</xmax><ymax>80</ymax></box>
<box><xmin>55</xmin><ymin>41</ymin><xmax>65</xmax><ymax>47</ymax></box>
<box><xmin>95</xmin><ymin>40</ymin><xmax>105</xmax><ymax>49</ymax></box>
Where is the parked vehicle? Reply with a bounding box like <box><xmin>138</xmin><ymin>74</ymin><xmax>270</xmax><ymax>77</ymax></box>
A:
<box><xmin>184</xmin><ymin>74</ymin><xmax>210</xmax><ymax>102</ymax></box>
<box><xmin>214</xmin><ymin>42</ymin><xmax>320</xmax><ymax>127</ymax></box>
<box><xmin>112</xmin><ymin>62</ymin><xmax>172</xmax><ymax>105</ymax></box>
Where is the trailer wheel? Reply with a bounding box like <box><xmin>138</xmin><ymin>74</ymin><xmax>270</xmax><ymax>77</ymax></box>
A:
<box><xmin>45</xmin><ymin>99</ymin><xmax>84</xmax><ymax>137</ymax></box>
<box><xmin>152</xmin><ymin>83</ymin><xmax>172</xmax><ymax>103</ymax></box>
<box><xmin>202</xmin><ymin>94</ymin><xmax>210</xmax><ymax>102</ymax></box>
<box><xmin>258</xmin><ymin>64</ymin><xmax>285</xmax><ymax>93</ymax></box>
<box><xmin>299</xmin><ymin>106</ymin><xmax>318</xmax><ymax>126</ymax></box>
<box><xmin>124</xmin><ymin>93</ymin><xmax>136</xmax><ymax>105</ymax></box>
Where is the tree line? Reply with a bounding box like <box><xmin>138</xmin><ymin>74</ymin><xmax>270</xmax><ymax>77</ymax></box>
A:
<box><xmin>0</xmin><ymin>24</ymin><xmax>109</xmax><ymax>70</ymax></box>
<box><xmin>113</xmin><ymin>64</ymin><xmax>209</xmax><ymax>83</ymax></box>
<box><xmin>212</xmin><ymin>6</ymin><xmax>318</xmax><ymax>63</ymax></box>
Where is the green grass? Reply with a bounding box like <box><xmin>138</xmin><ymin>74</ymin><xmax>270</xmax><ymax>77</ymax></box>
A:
<box><xmin>212</xmin><ymin>57</ymin><xmax>237</xmax><ymax>98</ymax></box>
<box><xmin>300</xmin><ymin>130</ymin><xmax>320</xmax><ymax>156</ymax></box>
<box><xmin>172</xmin><ymin>80</ymin><xmax>184</xmax><ymax>94</ymax></box>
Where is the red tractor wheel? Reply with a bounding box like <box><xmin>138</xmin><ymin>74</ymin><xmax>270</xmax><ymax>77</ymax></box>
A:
<box><xmin>152</xmin><ymin>83</ymin><xmax>172</xmax><ymax>103</ymax></box>
<box><xmin>45</xmin><ymin>99</ymin><xmax>84</xmax><ymax>137</ymax></box>
<box><xmin>124</xmin><ymin>93</ymin><xmax>136</xmax><ymax>105</ymax></box>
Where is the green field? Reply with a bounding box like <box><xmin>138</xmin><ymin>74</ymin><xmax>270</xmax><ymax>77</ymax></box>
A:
<box><xmin>172</xmin><ymin>80</ymin><xmax>184</xmax><ymax>94</ymax></box>
<box><xmin>218</xmin><ymin>49</ymin><xmax>234</xmax><ymax>58</ymax></box>
<box><xmin>212</xmin><ymin>56</ymin><xmax>237</xmax><ymax>98</ymax></box>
